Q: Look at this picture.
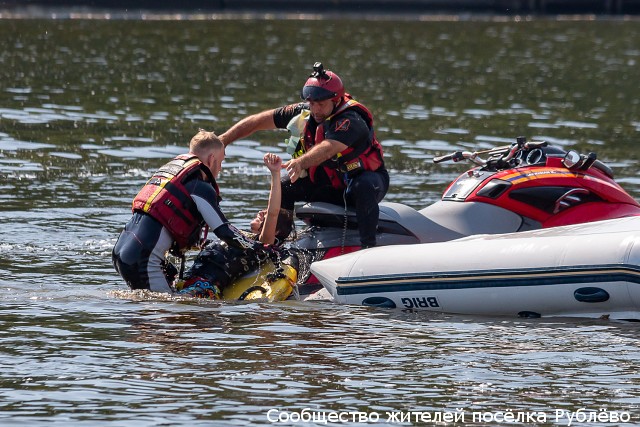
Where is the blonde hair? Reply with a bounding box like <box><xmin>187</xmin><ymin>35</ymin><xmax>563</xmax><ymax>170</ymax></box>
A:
<box><xmin>189</xmin><ymin>129</ymin><xmax>223</xmax><ymax>157</ymax></box>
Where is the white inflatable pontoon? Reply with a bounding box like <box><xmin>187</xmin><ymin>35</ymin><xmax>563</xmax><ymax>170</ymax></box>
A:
<box><xmin>310</xmin><ymin>216</ymin><xmax>640</xmax><ymax>319</ymax></box>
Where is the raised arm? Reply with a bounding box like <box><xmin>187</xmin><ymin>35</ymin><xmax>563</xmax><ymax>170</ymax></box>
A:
<box><xmin>219</xmin><ymin>109</ymin><xmax>278</xmax><ymax>147</ymax></box>
<box><xmin>258</xmin><ymin>153</ymin><xmax>282</xmax><ymax>245</ymax></box>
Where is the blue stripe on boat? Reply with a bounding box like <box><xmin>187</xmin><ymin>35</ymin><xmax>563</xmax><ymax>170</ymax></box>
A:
<box><xmin>335</xmin><ymin>264</ymin><xmax>640</xmax><ymax>296</ymax></box>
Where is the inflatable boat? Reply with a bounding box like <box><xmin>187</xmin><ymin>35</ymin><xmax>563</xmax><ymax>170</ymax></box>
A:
<box><xmin>310</xmin><ymin>216</ymin><xmax>640</xmax><ymax>319</ymax></box>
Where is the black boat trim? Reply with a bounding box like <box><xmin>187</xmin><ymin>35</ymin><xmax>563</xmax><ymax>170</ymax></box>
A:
<box><xmin>335</xmin><ymin>264</ymin><xmax>640</xmax><ymax>295</ymax></box>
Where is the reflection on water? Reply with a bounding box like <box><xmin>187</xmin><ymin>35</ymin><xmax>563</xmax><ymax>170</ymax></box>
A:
<box><xmin>1</xmin><ymin>294</ymin><xmax>639</xmax><ymax>425</ymax></box>
<box><xmin>0</xmin><ymin>16</ymin><xmax>639</xmax><ymax>426</ymax></box>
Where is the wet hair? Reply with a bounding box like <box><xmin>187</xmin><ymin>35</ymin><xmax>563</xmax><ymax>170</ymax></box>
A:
<box><xmin>190</xmin><ymin>129</ymin><xmax>223</xmax><ymax>156</ymax></box>
<box><xmin>274</xmin><ymin>209</ymin><xmax>295</xmax><ymax>242</ymax></box>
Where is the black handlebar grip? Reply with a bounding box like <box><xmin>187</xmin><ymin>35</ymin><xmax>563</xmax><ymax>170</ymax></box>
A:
<box><xmin>433</xmin><ymin>151</ymin><xmax>464</xmax><ymax>164</ymax></box>
<box><xmin>433</xmin><ymin>153</ymin><xmax>454</xmax><ymax>163</ymax></box>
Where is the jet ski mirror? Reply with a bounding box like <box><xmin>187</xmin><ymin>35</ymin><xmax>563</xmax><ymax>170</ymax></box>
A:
<box><xmin>562</xmin><ymin>150</ymin><xmax>582</xmax><ymax>169</ymax></box>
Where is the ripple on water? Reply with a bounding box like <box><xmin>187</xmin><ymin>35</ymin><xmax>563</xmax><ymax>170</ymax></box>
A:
<box><xmin>49</xmin><ymin>152</ymin><xmax>84</xmax><ymax>160</ymax></box>
<box><xmin>97</xmin><ymin>145</ymin><xmax>184</xmax><ymax>159</ymax></box>
<box><xmin>0</xmin><ymin>137</ymin><xmax>54</xmax><ymax>151</ymax></box>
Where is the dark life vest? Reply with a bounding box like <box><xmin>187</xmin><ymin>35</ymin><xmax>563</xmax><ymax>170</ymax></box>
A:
<box><xmin>183</xmin><ymin>239</ymin><xmax>259</xmax><ymax>289</ymax></box>
<box><xmin>302</xmin><ymin>96</ymin><xmax>384</xmax><ymax>189</ymax></box>
<box><xmin>132</xmin><ymin>154</ymin><xmax>218</xmax><ymax>250</ymax></box>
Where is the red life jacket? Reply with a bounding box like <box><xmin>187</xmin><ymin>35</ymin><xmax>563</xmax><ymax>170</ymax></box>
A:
<box><xmin>132</xmin><ymin>154</ymin><xmax>218</xmax><ymax>250</ymax></box>
<box><xmin>302</xmin><ymin>96</ymin><xmax>384</xmax><ymax>189</ymax></box>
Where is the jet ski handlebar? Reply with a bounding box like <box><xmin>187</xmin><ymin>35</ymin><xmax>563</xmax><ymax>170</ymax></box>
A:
<box><xmin>433</xmin><ymin>137</ymin><xmax>549</xmax><ymax>168</ymax></box>
<box><xmin>433</xmin><ymin>150</ymin><xmax>487</xmax><ymax>166</ymax></box>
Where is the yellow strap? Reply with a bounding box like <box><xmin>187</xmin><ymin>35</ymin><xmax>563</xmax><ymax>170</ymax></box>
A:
<box><xmin>181</xmin><ymin>158</ymin><xmax>200</xmax><ymax>170</ymax></box>
<box><xmin>143</xmin><ymin>178</ymin><xmax>169</xmax><ymax>212</ymax></box>
<box><xmin>143</xmin><ymin>157</ymin><xmax>201</xmax><ymax>212</ymax></box>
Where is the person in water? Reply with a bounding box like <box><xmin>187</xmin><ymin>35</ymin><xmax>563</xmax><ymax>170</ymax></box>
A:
<box><xmin>179</xmin><ymin>153</ymin><xmax>294</xmax><ymax>299</ymax></box>
<box><xmin>112</xmin><ymin>129</ymin><xmax>268</xmax><ymax>294</ymax></box>
<box><xmin>219</xmin><ymin>62</ymin><xmax>389</xmax><ymax>248</ymax></box>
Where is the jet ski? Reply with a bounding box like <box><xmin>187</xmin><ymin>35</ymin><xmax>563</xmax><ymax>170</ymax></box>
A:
<box><xmin>292</xmin><ymin>136</ymin><xmax>640</xmax><ymax>287</ymax></box>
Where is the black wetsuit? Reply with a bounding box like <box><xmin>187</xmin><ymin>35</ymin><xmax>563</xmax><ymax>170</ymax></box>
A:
<box><xmin>112</xmin><ymin>171</ymin><xmax>260</xmax><ymax>293</ymax></box>
<box><xmin>274</xmin><ymin>102</ymin><xmax>389</xmax><ymax>247</ymax></box>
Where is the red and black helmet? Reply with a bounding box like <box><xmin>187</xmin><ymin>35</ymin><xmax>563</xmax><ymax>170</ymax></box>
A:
<box><xmin>300</xmin><ymin>62</ymin><xmax>345</xmax><ymax>102</ymax></box>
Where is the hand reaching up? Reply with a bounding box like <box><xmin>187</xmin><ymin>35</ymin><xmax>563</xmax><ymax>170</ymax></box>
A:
<box><xmin>263</xmin><ymin>153</ymin><xmax>282</xmax><ymax>175</ymax></box>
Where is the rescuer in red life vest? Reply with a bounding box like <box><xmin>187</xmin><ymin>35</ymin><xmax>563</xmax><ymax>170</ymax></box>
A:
<box><xmin>112</xmin><ymin>130</ymin><xmax>268</xmax><ymax>294</ymax></box>
<box><xmin>219</xmin><ymin>62</ymin><xmax>389</xmax><ymax>248</ymax></box>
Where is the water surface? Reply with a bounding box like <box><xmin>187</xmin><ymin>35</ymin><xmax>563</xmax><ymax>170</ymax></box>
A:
<box><xmin>0</xmin><ymin>15</ymin><xmax>639</xmax><ymax>426</ymax></box>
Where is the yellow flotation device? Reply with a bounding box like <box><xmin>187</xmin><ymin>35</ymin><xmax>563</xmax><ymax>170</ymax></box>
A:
<box><xmin>223</xmin><ymin>260</ymin><xmax>298</xmax><ymax>301</ymax></box>
<box><xmin>175</xmin><ymin>259</ymin><xmax>298</xmax><ymax>302</ymax></box>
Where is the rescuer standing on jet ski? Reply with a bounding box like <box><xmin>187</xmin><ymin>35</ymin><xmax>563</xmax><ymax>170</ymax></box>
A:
<box><xmin>219</xmin><ymin>62</ymin><xmax>389</xmax><ymax>248</ymax></box>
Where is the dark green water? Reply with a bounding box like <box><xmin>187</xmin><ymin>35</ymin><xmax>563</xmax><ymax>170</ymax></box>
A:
<box><xmin>0</xmin><ymin>16</ymin><xmax>639</xmax><ymax>426</ymax></box>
